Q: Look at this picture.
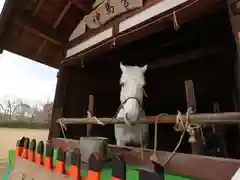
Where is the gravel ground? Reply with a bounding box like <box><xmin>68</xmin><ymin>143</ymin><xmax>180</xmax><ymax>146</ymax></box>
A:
<box><xmin>0</xmin><ymin>128</ymin><xmax>48</xmax><ymax>179</ymax></box>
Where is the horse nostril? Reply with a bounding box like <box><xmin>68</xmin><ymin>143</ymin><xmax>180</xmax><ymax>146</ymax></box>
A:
<box><xmin>125</xmin><ymin>113</ymin><xmax>139</xmax><ymax>126</ymax></box>
<box><xmin>126</xmin><ymin>113</ymin><xmax>135</xmax><ymax>122</ymax></box>
<box><xmin>124</xmin><ymin>113</ymin><xmax>132</xmax><ymax>126</ymax></box>
<box><xmin>126</xmin><ymin>113</ymin><xmax>129</xmax><ymax>120</ymax></box>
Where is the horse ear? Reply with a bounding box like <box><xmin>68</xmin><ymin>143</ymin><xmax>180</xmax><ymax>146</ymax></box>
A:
<box><xmin>120</xmin><ymin>62</ymin><xmax>125</xmax><ymax>72</ymax></box>
<box><xmin>141</xmin><ymin>65</ymin><xmax>147</xmax><ymax>73</ymax></box>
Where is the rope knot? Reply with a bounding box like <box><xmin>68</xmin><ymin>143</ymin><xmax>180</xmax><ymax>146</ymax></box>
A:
<box><xmin>59</xmin><ymin>118</ymin><xmax>67</xmax><ymax>138</ymax></box>
<box><xmin>174</xmin><ymin>107</ymin><xmax>200</xmax><ymax>143</ymax></box>
<box><xmin>87</xmin><ymin>111</ymin><xmax>104</xmax><ymax>125</ymax></box>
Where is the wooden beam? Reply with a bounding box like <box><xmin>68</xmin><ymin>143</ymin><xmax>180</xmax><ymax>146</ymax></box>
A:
<box><xmin>108</xmin><ymin>145</ymin><xmax>240</xmax><ymax>180</ymax></box>
<box><xmin>0</xmin><ymin>0</ymin><xmax>17</xmax><ymax>40</ymax></box>
<box><xmin>51</xmin><ymin>138</ymin><xmax>240</xmax><ymax>180</ymax></box>
<box><xmin>32</xmin><ymin>0</ymin><xmax>45</xmax><ymax>16</ymax></box>
<box><xmin>33</xmin><ymin>40</ymin><xmax>46</xmax><ymax>59</ymax></box>
<box><xmin>148</xmin><ymin>45</ymin><xmax>231</xmax><ymax>70</ymax></box>
<box><xmin>72</xmin><ymin>0</ymin><xmax>95</xmax><ymax>12</ymax></box>
<box><xmin>53</xmin><ymin>0</ymin><xmax>72</xmax><ymax>29</ymax></box>
<box><xmin>13</xmin><ymin>11</ymin><xmax>68</xmax><ymax>46</ymax></box>
<box><xmin>56</xmin><ymin>112</ymin><xmax>240</xmax><ymax>125</ymax></box>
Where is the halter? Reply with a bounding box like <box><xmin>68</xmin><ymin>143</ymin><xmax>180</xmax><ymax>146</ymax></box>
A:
<box><xmin>114</xmin><ymin>88</ymin><xmax>147</xmax><ymax>125</ymax></box>
<box><xmin>121</xmin><ymin>97</ymin><xmax>142</xmax><ymax>110</ymax></box>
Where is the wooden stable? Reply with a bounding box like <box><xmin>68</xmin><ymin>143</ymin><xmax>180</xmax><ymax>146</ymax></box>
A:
<box><xmin>1</xmin><ymin>0</ymin><xmax>240</xmax><ymax>179</ymax></box>
<box><xmin>48</xmin><ymin>0</ymin><xmax>240</xmax><ymax>157</ymax></box>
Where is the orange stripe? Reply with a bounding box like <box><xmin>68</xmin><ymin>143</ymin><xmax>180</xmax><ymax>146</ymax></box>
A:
<box><xmin>21</xmin><ymin>148</ymin><xmax>28</xmax><ymax>159</ymax></box>
<box><xmin>87</xmin><ymin>170</ymin><xmax>100</xmax><ymax>180</ymax></box>
<box><xmin>68</xmin><ymin>165</ymin><xmax>80</xmax><ymax>180</ymax></box>
<box><xmin>28</xmin><ymin>151</ymin><xmax>35</xmax><ymax>161</ymax></box>
<box><xmin>15</xmin><ymin>147</ymin><xmax>23</xmax><ymax>157</ymax></box>
<box><xmin>55</xmin><ymin>160</ymin><xmax>64</xmax><ymax>173</ymax></box>
<box><xmin>111</xmin><ymin>177</ymin><xmax>121</xmax><ymax>180</ymax></box>
<box><xmin>44</xmin><ymin>157</ymin><xmax>53</xmax><ymax>169</ymax></box>
<box><xmin>35</xmin><ymin>154</ymin><xmax>43</xmax><ymax>165</ymax></box>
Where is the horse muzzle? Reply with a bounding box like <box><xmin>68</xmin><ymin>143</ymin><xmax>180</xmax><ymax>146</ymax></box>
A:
<box><xmin>124</xmin><ymin>112</ymin><xmax>139</xmax><ymax>126</ymax></box>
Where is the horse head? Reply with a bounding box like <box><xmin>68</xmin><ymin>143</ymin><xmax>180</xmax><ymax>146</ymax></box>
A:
<box><xmin>119</xmin><ymin>62</ymin><xmax>147</xmax><ymax>125</ymax></box>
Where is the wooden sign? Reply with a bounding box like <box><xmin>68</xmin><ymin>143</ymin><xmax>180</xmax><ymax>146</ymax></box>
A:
<box><xmin>227</xmin><ymin>0</ymin><xmax>240</xmax><ymax>41</ymax></box>
<box><xmin>69</xmin><ymin>0</ymin><xmax>143</xmax><ymax>41</ymax></box>
<box><xmin>230</xmin><ymin>0</ymin><xmax>240</xmax><ymax>16</ymax></box>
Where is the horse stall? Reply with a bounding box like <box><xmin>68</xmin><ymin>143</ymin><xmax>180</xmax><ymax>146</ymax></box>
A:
<box><xmin>1</xmin><ymin>0</ymin><xmax>240</xmax><ymax>179</ymax></box>
<box><xmin>47</xmin><ymin>0</ymin><xmax>240</xmax><ymax>179</ymax></box>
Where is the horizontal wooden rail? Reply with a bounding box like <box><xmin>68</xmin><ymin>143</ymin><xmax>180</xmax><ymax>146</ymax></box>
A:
<box><xmin>57</xmin><ymin>112</ymin><xmax>240</xmax><ymax>125</ymax></box>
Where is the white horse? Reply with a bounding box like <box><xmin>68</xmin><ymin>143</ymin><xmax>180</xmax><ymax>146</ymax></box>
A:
<box><xmin>114</xmin><ymin>62</ymin><xmax>149</xmax><ymax>147</ymax></box>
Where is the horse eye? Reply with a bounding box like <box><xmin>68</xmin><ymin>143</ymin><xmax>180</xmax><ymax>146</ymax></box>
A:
<box><xmin>120</xmin><ymin>83</ymin><xmax>124</xmax><ymax>87</ymax></box>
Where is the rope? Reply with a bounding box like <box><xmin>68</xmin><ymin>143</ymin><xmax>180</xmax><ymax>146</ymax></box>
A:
<box><xmin>174</xmin><ymin>107</ymin><xmax>200</xmax><ymax>143</ymax></box>
<box><xmin>58</xmin><ymin>95</ymin><xmax>203</xmax><ymax>165</ymax></box>
<box><xmin>150</xmin><ymin>113</ymin><xmax>168</xmax><ymax>162</ymax></box>
<box><xmin>59</xmin><ymin>110</ymin><xmax>105</xmax><ymax>140</ymax></box>
<box><xmin>143</xmin><ymin>88</ymin><xmax>148</xmax><ymax>98</ymax></box>
<box><xmin>59</xmin><ymin>108</ymin><xmax>202</xmax><ymax>166</ymax></box>
<box><xmin>91</xmin><ymin>96</ymin><xmax>142</xmax><ymax>125</ymax></box>
<box><xmin>83</xmin><ymin>99</ymin><xmax>124</xmax><ymax>126</ymax></box>
<box><xmin>200</xmin><ymin>126</ymin><xmax>206</xmax><ymax>145</ymax></box>
<box><xmin>59</xmin><ymin>96</ymin><xmax>143</xmax><ymax>143</ymax></box>
<box><xmin>87</xmin><ymin>111</ymin><xmax>105</xmax><ymax>125</ymax></box>
<box><xmin>59</xmin><ymin>118</ymin><xmax>67</xmax><ymax>139</ymax></box>
<box><xmin>53</xmin><ymin>0</ymin><xmax>72</xmax><ymax>28</ymax></box>
<box><xmin>62</xmin><ymin>0</ymin><xmax>200</xmax><ymax>63</ymax></box>
<box><xmin>161</xmin><ymin>107</ymin><xmax>201</xmax><ymax>166</ymax></box>
<box><xmin>212</xmin><ymin>124</ymin><xmax>216</xmax><ymax>133</ymax></box>
<box><xmin>173</xmin><ymin>10</ymin><xmax>180</xmax><ymax>31</ymax></box>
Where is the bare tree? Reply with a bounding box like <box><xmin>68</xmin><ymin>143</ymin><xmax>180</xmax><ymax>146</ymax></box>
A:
<box><xmin>31</xmin><ymin>103</ymin><xmax>41</xmax><ymax>121</ymax></box>
<box><xmin>31</xmin><ymin>100</ymin><xmax>53</xmax><ymax>121</ymax></box>
<box><xmin>42</xmin><ymin>100</ymin><xmax>53</xmax><ymax>122</ymax></box>
<box><xmin>0</xmin><ymin>100</ymin><xmax>22</xmax><ymax>120</ymax></box>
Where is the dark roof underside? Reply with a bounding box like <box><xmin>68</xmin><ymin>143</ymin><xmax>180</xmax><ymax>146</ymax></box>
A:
<box><xmin>0</xmin><ymin>0</ymin><xmax>94</xmax><ymax>68</ymax></box>
<box><xmin>0</xmin><ymin>0</ymin><xmax>225</xmax><ymax>68</ymax></box>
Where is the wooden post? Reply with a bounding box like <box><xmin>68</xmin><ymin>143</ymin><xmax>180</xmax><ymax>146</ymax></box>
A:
<box><xmin>213</xmin><ymin>102</ymin><xmax>228</xmax><ymax>157</ymax></box>
<box><xmin>227</xmin><ymin>0</ymin><xmax>240</xmax><ymax>135</ymax></box>
<box><xmin>48</xmin><ymin>67</ymin><xmax>68</xmax><ymax>140</ymax></box>
<box><xmin>184</xmin><ymin>80</ymin><xmax>203</xmax><ymax>155</ymax></box>
<box><xmin>87</xmin><ymin>95</ymin><xmax>95</xmax><ymax>136</ymax></box>
<box><xmin>232</xmin><ymin>92</ymin><xmax>240</xmax><ymax>136</ymax></box>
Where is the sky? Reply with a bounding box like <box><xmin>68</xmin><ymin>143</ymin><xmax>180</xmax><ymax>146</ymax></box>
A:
<box><xmin>0</xmin><ymin>0</ymin><xmax>58</xmax><ymax>106</ymax></box>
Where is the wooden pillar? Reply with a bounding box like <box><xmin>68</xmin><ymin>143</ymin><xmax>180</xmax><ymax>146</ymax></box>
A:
<box><xmin>213</xmin><ymin>102</ymin><xmax>228</xmax><ymax>157</ymax></box>
<box><xmin>227</xmin><ymin>0</ymin><xmax>240</xmax><ymax>133</ymax></box>
<box><xmin>185</xmin><ymin>80</ymin><xmax>203</xmax><ymax>155</ymax></box>
<box><xmin>48</xmin><ymin>67</ymin><xmax>68</xmax><ymax>140</ymax></box>
<box><xmin>87</xmin><ymin>95</ymin><xmax>94</xmax><ymax>136</ymax></box>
